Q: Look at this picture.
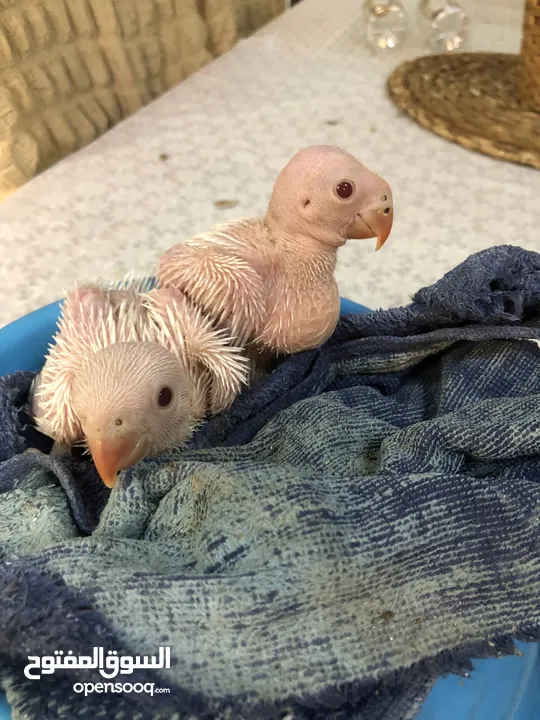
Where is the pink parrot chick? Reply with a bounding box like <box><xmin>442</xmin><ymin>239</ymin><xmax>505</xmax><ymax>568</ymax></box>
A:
<box><xmin>31</xmin><ymin>283</ymin><xmax>248</xmax><ymax>488</ymax></box>
<box><xmin>158</xmin><ymin>145</ymin><xmax>393</xmax><ymax>355</ymax></box>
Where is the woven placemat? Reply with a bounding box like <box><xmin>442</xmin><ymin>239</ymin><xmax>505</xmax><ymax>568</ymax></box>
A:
<box><xmin>387</xmin><ymin>52</ymin><xmax>540</xmax><ymax>170</ymax></box>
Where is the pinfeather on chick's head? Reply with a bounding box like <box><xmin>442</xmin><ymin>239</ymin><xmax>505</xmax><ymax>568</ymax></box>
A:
<box><xmin>266</xmin><ymin>145</ymin><xmax>393</xmax><ymax>250</ymax></box>
<box><xmin>71</xmin><ymin>342</ymin><xmax>196</xmax><ymax>488</ymax></box>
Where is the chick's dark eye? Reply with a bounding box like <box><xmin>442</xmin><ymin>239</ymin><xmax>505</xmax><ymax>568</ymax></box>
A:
<box><xmin>158</xmin><ymin>386</ymin><xmax>173</xmax><ymax>407</ymax></box>
<box><xmin>335</xmin><ymin>180</ymin><xmax>355</xmax><ymax>199</ymax></box>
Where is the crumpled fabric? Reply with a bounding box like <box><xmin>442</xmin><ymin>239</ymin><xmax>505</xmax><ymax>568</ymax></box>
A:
<box><xmin>1</xmin><ymin>245</ymin><xmax>540</xmax><ymax>719</ymax></box>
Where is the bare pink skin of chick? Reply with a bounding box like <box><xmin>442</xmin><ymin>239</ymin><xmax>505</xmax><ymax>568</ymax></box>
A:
<box><xmin>158</xmin><ymin>145</ymin><xmax>393</xmax><ymax>355</ymax></box>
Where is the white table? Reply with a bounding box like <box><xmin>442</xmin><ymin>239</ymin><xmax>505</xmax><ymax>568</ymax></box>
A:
<box><xmin>0</xmin><ymin>0</ymin><xmax>534</xmax><ymax>328</ymax></box>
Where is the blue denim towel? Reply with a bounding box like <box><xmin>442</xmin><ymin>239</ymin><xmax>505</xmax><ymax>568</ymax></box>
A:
<box><xmin>1</xmin><ymin>245</ymin><xmax>540</xmax><ymax>719</ymax></box>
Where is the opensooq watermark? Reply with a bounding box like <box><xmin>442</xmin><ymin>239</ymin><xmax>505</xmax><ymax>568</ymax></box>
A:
<box><xmin>24</xmin><ymin>646</ymin><xmax>171</xmax><ymax>696</ymax></box>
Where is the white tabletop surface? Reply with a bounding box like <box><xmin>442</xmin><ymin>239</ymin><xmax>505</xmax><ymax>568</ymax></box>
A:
<box><xmin>0</xmin><ymin>0</ymin><xmax>535</xmax><ymax>328</ymax></box>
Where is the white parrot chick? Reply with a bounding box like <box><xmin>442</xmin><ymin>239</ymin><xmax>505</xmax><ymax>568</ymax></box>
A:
<box><xmin>31</xmin><ymin>283</ymin><xmax>248</xmax><ymax>488</ymax></box>
<box><xmin>158</xmin><ymin>145</ymin><xmax>393</xmax><ymax>355</ymax></box>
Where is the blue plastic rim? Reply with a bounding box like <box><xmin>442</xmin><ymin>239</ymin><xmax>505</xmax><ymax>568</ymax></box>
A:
<box><xmin>0</xmin><ymin>297</ymin><xmax>538</xmax><ymax>719</ymax></box>
<box><xmin>0</xmin><ymin>299</ymin><xmax>63</xmax><ymax>375</ymax></box>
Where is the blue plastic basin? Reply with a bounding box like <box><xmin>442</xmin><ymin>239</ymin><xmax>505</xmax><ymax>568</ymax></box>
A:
<box><xmin>0</xmin><ymin>296</ymin><xmax>538</xmax><ymax>719</ymax></box>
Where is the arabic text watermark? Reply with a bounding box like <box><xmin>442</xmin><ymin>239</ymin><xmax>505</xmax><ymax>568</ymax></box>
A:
<box><xmin>24</xmin><ymin>646</ymin><xmax>171</xmax><ymax>692</ymax></box>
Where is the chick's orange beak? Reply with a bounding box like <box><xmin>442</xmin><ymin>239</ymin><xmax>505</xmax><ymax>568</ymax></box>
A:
<box><xmin>87</xmin><ymin>432</ymin><xmax>148</xmax><ymax>488</ymax></box>
<box><xmin>346</xmin><ymin>207</ymin><xmax>393</xmax><ymax>251</ymax></box>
